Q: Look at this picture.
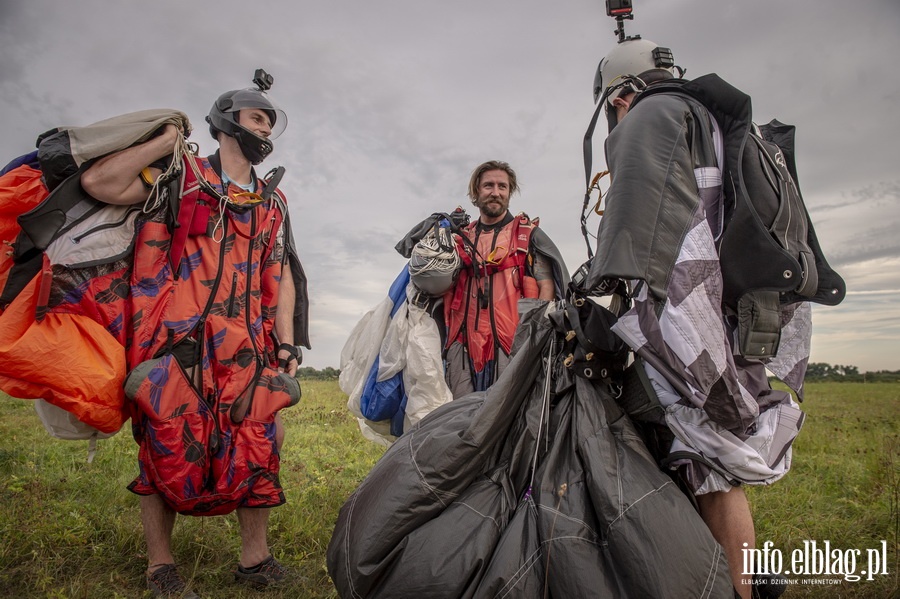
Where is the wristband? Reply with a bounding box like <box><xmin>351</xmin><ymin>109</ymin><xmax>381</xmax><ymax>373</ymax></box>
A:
<box><xmin>277</xmin><ymin>343</ymin><xmax>301</xmax><ymax>369</ymax></box>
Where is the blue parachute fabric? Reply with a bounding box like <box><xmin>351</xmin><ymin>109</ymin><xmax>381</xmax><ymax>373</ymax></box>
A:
<box><xmin>1</xmin><ymin>151</ymin><xmax>40</xmax><ymax>176</ymax></box>
<box><xmin>358</xmin><ymin>267</ymin><xmax>410</xmax><ymax>423</ymax></box>
<box><xmin>359</xmin><ymin>356</ymin><xmax>405</xmax><ymax>421</ymax></box>
<box><xmin>473</xmin><ymin>360</ymin><xmax>496</xmax><ymax>393</ymax></box>
<box><xmin>390</xmin><ymin>393</ymin><xmax>409</xmax><ymax>437</ymax></box>
<box><xmin>387</xmin><ymin>266</ymin><xmax>410</xmax><ymax>317</ymax></box>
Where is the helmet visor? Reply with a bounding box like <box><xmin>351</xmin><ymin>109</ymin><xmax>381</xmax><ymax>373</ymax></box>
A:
<box><xmin>222</xmin><ymin>88</ymin><xmax>287</xmax><ymax>139</ymax></box>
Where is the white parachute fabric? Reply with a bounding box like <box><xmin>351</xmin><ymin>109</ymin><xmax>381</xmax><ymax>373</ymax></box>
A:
<box><xmin>340</xmin><ymin>267</ymin><xmax>452</xmax><ymax>445</ymax></box>
<box><xmin>402</xmin><ymin>298</ymin><xmax>452</xmax><ymax>424</ymax></box>
<box><xmin>33</xmin><ymin>399</ymin><xmax>119</xmax><ymax>463</ymax></box>
<box><xmin>339</xmin><ymin>295</ymin><xmax>393</xmax><ymax>419</ymax></box>
<box><xmin>34</xmin><ymin>398</ymin><xmax>119</xmax><ymax>441</ymax></box>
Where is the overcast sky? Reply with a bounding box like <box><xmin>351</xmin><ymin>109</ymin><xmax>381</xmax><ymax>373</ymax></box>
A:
<box><xmin>1</xmin><ymin>0</ymin><xmax>897</xmax><ymax>372</ymax></box>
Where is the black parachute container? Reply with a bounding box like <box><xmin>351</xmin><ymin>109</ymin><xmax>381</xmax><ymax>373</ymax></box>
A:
<box><xmin>327</xmin><ymin>301</ymin><xmax>734</xmax><ymax>598</ymax></box>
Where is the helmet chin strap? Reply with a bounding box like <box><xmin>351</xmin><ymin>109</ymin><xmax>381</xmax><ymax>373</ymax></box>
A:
<box><xmin>232</xmin><ymin>126</ymin><xmax>274</xmax><ymax>165</ymax></box>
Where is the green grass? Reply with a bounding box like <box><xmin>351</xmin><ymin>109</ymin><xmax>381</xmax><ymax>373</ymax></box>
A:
<box><xmin>746</xmin><ymin>382</ymin><xmax>899</xmax><ymax>598</ymax></box>
<box><xmin>0</xmin><ymin>380</ymin><xmax>384</xmax><ymax>598</ymax></box>
<box><xmin>0</xmin><ymin>382</ymin><xmax>896</xmax><ymax>598</ymax></box>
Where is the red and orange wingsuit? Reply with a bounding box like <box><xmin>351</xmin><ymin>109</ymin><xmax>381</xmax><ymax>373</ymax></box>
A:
<box><xmin>124</xmin><ymin>153</ymin><xmax>300</xmax><ymax>516</ymax></box>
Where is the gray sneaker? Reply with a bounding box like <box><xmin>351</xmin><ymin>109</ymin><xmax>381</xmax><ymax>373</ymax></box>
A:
<box><xmin>147</xmin><ymin>564</ymin><xmax>200</xmax><ymax>599</ymax></box>
<box><xmin>234</xmin><ymin>555</ymin><xmax>290</xmax><ymax>589</ymax></box>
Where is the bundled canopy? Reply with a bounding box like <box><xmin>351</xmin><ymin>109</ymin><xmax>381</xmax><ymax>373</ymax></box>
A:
<box><xmin>327</xmin><ymin>303</ymin><xmax>734</xmax><ymax>598</ymax></box>
<box><xmin>340</xmin><ymin>266</ymin><xmax>453</xmax><ymax>444</ymax></box>
<box><xmin>0</xmin><ymin>110</ymin><xmax>191</xmax><ymax>435</ymax></box>
<box><xmin>0</xmin><ymin>164</ymin><xmax>128</xmax><ymax>433</ymax></box>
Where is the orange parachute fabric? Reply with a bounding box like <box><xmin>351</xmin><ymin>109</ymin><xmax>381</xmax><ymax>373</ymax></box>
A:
<box><xmin>0</xmin><ymin>165</ymin><xmax>126</xmax><ymax>433</ymax></box>
<box><xmin>0</xmin><ymin>166</ymin><xmax>47</xmax><ymax>290</ymax></box>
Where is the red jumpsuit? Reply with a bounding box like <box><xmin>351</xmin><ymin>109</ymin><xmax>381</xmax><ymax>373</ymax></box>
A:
<box><xmin>126</xmin><ymin>154</ymin><xmax>299</xmax><ymax>516</ymax></box>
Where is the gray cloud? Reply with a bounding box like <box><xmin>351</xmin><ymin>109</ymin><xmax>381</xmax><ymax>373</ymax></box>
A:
<box><xmin>1</xmin><ymin>0</ymin><xmax>897</xmax><ymax>370</ymax></box>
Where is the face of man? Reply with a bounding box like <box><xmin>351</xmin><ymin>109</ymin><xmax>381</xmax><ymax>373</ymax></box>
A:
<box><xmin>474</xmin><ymin>169</ymin><xmax>511</xmax><ymax>224</ymax></box>
<box><xmin>238</xmin><ymin>108</ymin><xmax>273</xmax><ymax>138</ymax></box>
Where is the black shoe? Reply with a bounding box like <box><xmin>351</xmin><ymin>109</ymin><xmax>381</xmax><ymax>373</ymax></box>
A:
<box><xmin>147</xmin><ymin>564</ymin><xmax>200</xmax><ymax>599</ymax></box>
<box><xmin>234</xmin><ymin>555</ymin><xmax>291</xmax><ymax>589</ymax></box>
<box><xmin>752</xmin><ymin>573</ymin><xmax>787</xmax><ymax>599</ymax></box>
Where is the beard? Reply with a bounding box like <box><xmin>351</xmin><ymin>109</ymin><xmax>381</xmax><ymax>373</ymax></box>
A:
<box><xmin>478</xmin><ymin>198</ymin><xmax>507</xmax><ymax>218</ymax></box>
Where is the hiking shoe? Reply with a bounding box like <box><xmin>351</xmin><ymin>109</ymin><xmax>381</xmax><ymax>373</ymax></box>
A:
<box><xmin>752</xmin><ymin>573</ymin><xmax>788</xmax><ymax>599</ymax></box>
<box><xmin>234</xmin><ymin>555</ymin><xmax>290</xmax><ymax>589</ymax></box>
<box><xmin>147</xmin><ymin>564</ymin><xmax>200</xmax><ymax>599</ymax></box>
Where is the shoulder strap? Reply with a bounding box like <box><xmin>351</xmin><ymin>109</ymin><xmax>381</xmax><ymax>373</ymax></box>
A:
<box><xmin>512</xmin><ymin>214</ymin><xmax>534</xmax><ymax>290</ymax></box>
<box><xmin>261</xmin><ymin>187</ymin><xmax>286</xmax><ymax>267</ymax></box>
<box><xmin>168</xmin><ymin>156</ymin><xmax>202</xmax><ymax>279</ymax></box>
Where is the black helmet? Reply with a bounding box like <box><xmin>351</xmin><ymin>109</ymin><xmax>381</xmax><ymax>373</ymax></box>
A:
<box><xmin>206</xmin><ymin>87</ymin><xmax>287</xmax><ymax>164</ymax></box>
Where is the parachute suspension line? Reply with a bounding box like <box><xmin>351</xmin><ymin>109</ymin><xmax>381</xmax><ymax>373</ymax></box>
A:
<box><xmin>142</xmin><ymin>129</ymin><xmax>192</xmax><ymax>215</ymax></box>
<box><xmin>174</xmin><ymin>134</ymin><xmax>232</xmax><ymax>244</ymax></box>
<box><xmin>407</xmin><ymin>225</ymin><xmax>460</xmax><ymax>278</ymax></box>
<box><xmin>181</xmin><ymin>138</ymin><xmax>206</xmax><ymax>190</ymax></box>
<box><xmin>525</xmin><ymin>335</ymin><xmax>557</xmax><ymax>501</ymax></box>
<box><xmin>544</xmin><ymin>481</ymin><xmax>568</xmax><ymax>599</ymax></box>
<box><xmin>589</xmin><ymin>170</ymin><xmax>611</xmax><ymax>216</ymax></box>
<box><xmin>581</xmin><ymin>94</ymin><xmax>607</xmax><ymax>260</ymax></box>
<box><xmin>212</xmin><ymin>194</ymin><xmax>228</xmax><ymax>243</ymax></box>
<box><xmin>580</xmin><ymin>170</ymin><xmax>610</xmax><ymax>260</ymax></box>
<box><xmin>580</xmin><ymin>77</ymin><xmax>637</xmax><ymax>260</ymax></box>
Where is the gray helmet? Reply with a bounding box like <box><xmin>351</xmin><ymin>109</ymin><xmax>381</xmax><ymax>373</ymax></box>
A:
<box><xmin>408</xmin><ymin>227</ymin><xmax>460</xmax><ymax>297</ymax></box>
<box><xmin>206</xmin><ymin>88</ymin><xmax>287</xmax><ymax>164</ymax></box>
<box><xmin>409</xmin><ymin>253</ymin><xmax>458</xmax><ymax>296</ymax></box>
<box><xmin>593</xmin><ymin>37</ymin><xmax>678</xmax><ymax>105</ymax></box>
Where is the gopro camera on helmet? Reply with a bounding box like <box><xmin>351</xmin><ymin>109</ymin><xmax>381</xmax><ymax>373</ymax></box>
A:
<box><xmin>253</xmin><ymin>68</ymin><xmax>274</xmax><ymax>92</ymax></box>
<box><xmin>605</xmin><ymin>0</ymin><xmax>633</xmax><ymax>18</ymax></box>
<box><xmin>606</xmin><ymin>0</ymin><xmax>635</xmax><ymax>42</ymax></box>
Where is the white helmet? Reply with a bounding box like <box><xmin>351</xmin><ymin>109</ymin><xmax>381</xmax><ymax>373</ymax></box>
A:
<box><xmin>593</xmin><ymin>37</ymin><xmax>678</xmax><ymax>105</ymax></box>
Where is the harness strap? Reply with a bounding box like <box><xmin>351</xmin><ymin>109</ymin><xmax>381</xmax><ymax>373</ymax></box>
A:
<box><xmin>168</xmin><ymin>158</ymin><xmax>201</xmax><ymax>278</ymax></box>
<box><xmin>445</xmin><ymin>214</ymin><xmax>537</xmax><ymax>345</ymax></box>
<box><xmin>260</xmin><ymin>188</ymin><xmax>285</xmax><ymax>269</ymax></box>
<box><xmin>169</xmin><ymin>157</ymin><xmax>285</xmax><ymax>278</ymax></box>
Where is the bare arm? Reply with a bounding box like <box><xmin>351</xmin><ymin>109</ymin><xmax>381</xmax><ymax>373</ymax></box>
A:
<box><xmin>531</xmin><ymin>251</ymin><xmax>557</xmax><ymax>301</ymax></box>
<box><xmin>80</xmin><ymin>124</ymin><xmax>180</xmax><ymax>205</ymax></box>
<box><xmin>537</xmin><ymin>277</ymin><xmax>555</xmax><ymax>301</ymax></box>
<box><xmin>275</xmin><ymin>260</ymin><xmax>297</xmax><ymax>375</ymax></box>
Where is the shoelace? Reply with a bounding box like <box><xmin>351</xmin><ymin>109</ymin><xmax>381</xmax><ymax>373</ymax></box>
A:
<box><xmin>150</xmin><ymin>565</ymin><xmax>186</xmax><ymax>593</ymax></box>
<box><xmin>240</xmin><ymin>556</ymin><xmax>285</xmax><ymax>581</ymax></box>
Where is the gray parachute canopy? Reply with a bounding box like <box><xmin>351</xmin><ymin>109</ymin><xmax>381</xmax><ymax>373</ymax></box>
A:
<box><xmin>327</xmin><ymin>303</ymin><xmax>734</xmax><ymax>598</ymax></box>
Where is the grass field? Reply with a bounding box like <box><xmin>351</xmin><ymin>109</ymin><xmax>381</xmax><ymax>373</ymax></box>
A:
<box><xmin>0</xmin><ymin>381</ymin><xmax>896</xmax><ymax>598</ymax></box>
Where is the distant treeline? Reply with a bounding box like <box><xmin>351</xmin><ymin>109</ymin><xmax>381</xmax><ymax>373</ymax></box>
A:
<box><xmin>804</xmin><ymin>362</ymin><xmax>900</xmax><ymax>383</ymax></box>
<box><xmin>297</xmin><ymin>363</ymin><xmax>899</xmax><ymax>384</ymax></box>
<box><xmin>298</xmin><ymin>363</ymin><xmax>900</xmax><ymax>383</ymax></box>
<box><xmin>297</xmin><ymin>366</ymin><xmax>341</xmax><ymax>380</ymax></box>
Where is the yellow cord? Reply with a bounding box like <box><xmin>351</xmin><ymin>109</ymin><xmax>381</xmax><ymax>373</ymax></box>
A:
<box><xmin>590</xmin><ymin>170</ymin><xmax>610</xmax><ymax>215</ymax></box>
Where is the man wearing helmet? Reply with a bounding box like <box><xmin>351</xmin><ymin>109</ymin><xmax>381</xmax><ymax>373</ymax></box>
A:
<box><xmin>582</xmin><ymin>35</ymin><xmax>833</xmax><ymax>599</ymax></box>
<box><xmin>81</xmin><ymin>75</ymin><xmax>309</xmax><ymax>597</ymax></box>
<box><xmin>442</xmin><ymin>160</ymin><xmax>568</xmax><ymax>396</ymax></box>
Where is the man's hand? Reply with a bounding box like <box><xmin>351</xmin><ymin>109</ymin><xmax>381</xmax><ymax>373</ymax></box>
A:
<box><xmin>81</xmin><ymin>122</ymin><xmax>183</xmax><ymax>205</ymax></box>
<box><xmin>277</xmin><ymin>343</ymin><xmax>300</xmax><ymax>376</ymax></box>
